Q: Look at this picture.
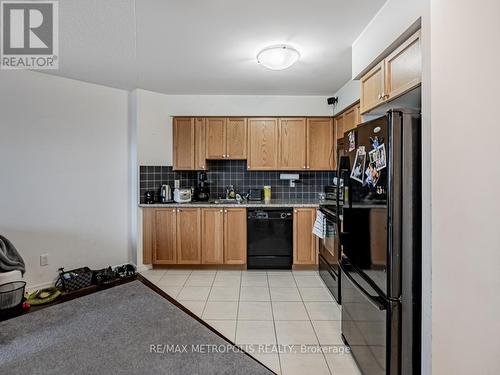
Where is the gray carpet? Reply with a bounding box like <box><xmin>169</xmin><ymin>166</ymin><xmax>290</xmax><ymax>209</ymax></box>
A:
<box><xmin>0</xmin><ymin>281</ymin><xmax>274</xmax><ymax>375</ymax></box>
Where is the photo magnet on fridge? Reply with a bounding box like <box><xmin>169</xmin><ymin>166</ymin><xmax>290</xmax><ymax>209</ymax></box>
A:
<box><xmin>364</xmin><ymin>162</ymin><xmax>380</xmax><ymax>188</ymax></box>
<box><xmin>368</xmin><ymin>144</ymin><xmax>387</xmax><ymax>171</ymax></box>
<box><xmin>350</xmin><ymin>148</ymin><xmax>366</xmax><ymax>183</ymax></box>
<box><xmin>348</xmin><ymin>131</ymin><xmax>356</xmax><ymax>152</ymax></box>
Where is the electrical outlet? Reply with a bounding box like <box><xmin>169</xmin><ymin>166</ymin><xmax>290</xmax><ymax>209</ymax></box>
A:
<box><xmin>40</xmin><ymin>253</ymin><xmax>49</xmax><ymax>266</ymax></box>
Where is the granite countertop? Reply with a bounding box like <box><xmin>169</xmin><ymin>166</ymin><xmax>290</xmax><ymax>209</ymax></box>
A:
<box><xmin>139</xmin><ymin>199</ymin><xmax>324</xmax><ymax>208</ymax></box>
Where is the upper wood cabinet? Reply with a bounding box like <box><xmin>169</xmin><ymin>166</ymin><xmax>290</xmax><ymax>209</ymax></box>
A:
<box><xmin>205</xmin><ymin>117</ymin><xmax>247</xmax><ymax>160</ymax></box>
<box><xmin>173</xmin><ymin>117</ymin><xmax>195</xmax><ymax>170</ymax></box>
<box><xmin>307</xmin><ymin>118</ymin><xmax>334</xmax><ymax>171</ymax></box>
<box><xmin>201</xmin><ymin>208</ymin><xmax>224</xmax><ymax>264</ymax></box>
<box><xmin>384</xmin><ymin>30</ymin><xmax>421</xmax><ymax>100</ymax></box>
<box><xmin>342</xmin><ymin>104</ymin><xmax>361</xmax><ymax>133</ymax></box>
<box><xmin>173</xmin><ymin>116</ymin><xmax>335</xmax><ymax>171</ymax></box>
<box><xmin>195</xmin><ymin>118</ymin><xmax>207</xmax><ymax>170</ymax></box>
<box><xmin>247</xmin><ymin>118</ymin><xmax>279</xmax><ymax>170</ymax></box>
<box><xmin>176</xmin><ymin>208</ymin><xmax>201</xmax><ymax>264</ymax></box>
<box><xmin>223</xmin><ymin>208</ymin><xmax>247</xmax><ymax>265</ymax></box>
<box><xmin>226</xmin><ymin>118</ymin><xmax>247</xmax><ymax>159</ymax></box>
<box><xmin>334</xmin><ymin>114</ymin><xmax>344</xmax><ymax>140</ymax></box>
<box><xmin>279</xmin><ymin>118</ymin><xmax>307</xmax><ymax>170</ymax></box>
<box><xmin>206</xmin><ymin>117</ymin><xmax>227</xmax><ymax>159</ymax></box>
<box><xmin>293</xmin><ymin>208</ymin><xmax>317</xmax><ymax>265</ymax></box>
<box><xmin>360</xmin><ymin>30</ymin><xmax>421</xmax><ymax>114</ymax></box>
<box><xmin>360</xmin><ymin>61</ymin><xmax>386</xmax><ymax>114</ymax></box>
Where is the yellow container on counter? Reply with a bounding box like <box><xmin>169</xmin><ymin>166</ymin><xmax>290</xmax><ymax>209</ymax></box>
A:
<box><xmin>263</xmin><ymin>185</ymin><xmax>272</xmax><ymax>202</ymax></box>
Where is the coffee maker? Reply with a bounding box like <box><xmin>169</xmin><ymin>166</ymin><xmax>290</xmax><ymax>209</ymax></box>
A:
<box><xmin>193</xmin><ymin>172</ymin><xmax>210</xmax><ymax>201</ymax></box>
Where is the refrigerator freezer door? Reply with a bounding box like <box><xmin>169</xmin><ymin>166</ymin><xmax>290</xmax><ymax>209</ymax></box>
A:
<box><xmin>341</xmin><ymin>260</ymin><xmax>400</xmax><ymax>375</ymax></box>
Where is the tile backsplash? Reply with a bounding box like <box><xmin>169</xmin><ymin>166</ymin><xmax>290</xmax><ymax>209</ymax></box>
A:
<box><xmin>139</xmin><ymin>160</ymin><xmax>335</xmax><ymax>203</ymax></box>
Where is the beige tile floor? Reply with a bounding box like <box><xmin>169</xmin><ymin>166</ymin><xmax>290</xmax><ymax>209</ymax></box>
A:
<box><xmin>140</xmin><ymin>268</ymin><xmax>361</xmax><ymax>375</ymax></box>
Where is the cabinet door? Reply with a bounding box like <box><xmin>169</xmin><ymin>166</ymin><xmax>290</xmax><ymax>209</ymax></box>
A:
<box><xmin>226</xmin><ymin>118</ymin><xmax>247</xmax><ymax>159</ymax></box>
<box><xmin>224</xmin><ymin>208</ymin><xmax>247</xmax><ymax>264</ymax></box>
<box><xmin>385</xmin><ymin>30</ymin><xmax>421</xmax><ymax>100</ymax></box>
<box><xmin>293</xmin><ymin>208</ymin><xmax>317</xmax><ymax>265</ymax></box>
<box><xmin>176</xmin><ymin>208</ymin><xmax>201</xmax><ymax>264</ymax></box>
<box><xmin>247</xmin><ymin>118</ymin><xmax>279</xmax><ymax>170</ymax></box>
<box><xmin>195</xmin><ymin>118</ymin><xmax>207</xmax><ymax>170</ymax></box>
<box><xmin>360</xmin><ymin>61</ymin><xmax>385</xmax><ymax>114</ymax></box>
<box><xmin>355</xmin><ymin>103</ymin><xmax>362</xmax><ymax>125</ymax></box>
<box><xmin>307</xmin><ymin>118</ymin><xmax>334</xmax><ymax>171</ymax></box>
<box><xmin>343</xmin><ymin>106</ymin><xmax>358</xmax><ymax>133</ymax></box>
<box><xmin>279</xmin><ymin>118</ymin><xmax>307</xmax><ymax>170</ymax></box>
<box><xmin>206</xmin><ymin>117</ymin><xmax>226</xmax><ymax>159</ymax></box>
<box><xmin>173</xmin><ymin>118</ymin><xmax>195</xmax><ymax>170</ymax></box>
<box><xmin>154</xmin><ymin>209</ymin><xmax>177</xmax><ymax>264</ymax></box>
<box><xmin>201</xmin><ymin>208</ymin><xmax>224</xmax><ymax>264</ymax></box>
<box><xmin>142</xmin><ymin>208</ymin><xmax>154</xmax><ymax>264</ymax></box>
<box><xmin>334</xmin><ymin>115</ymin><xmax>344</xmax><ymax>140</ymax></box>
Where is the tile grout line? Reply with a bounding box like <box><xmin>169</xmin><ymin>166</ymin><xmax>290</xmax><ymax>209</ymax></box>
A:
<box><xmin>293</xmin><ymin>271</ymin><xmax>335</xmax><ymax>375</ymax></box>
<box><xmin>267</xmin><ymin>270</ymin><xmax>283</xmax><ymax>375</ymax></box>
<box><xmin>199</xmin><ymin>270</ymin><xmax>218</xmax><ymax>319</ymax></box>
<box><xmin>234</xmin><ymin>270</ymin><xmax>243</xmax><ymax>345</ymax></box>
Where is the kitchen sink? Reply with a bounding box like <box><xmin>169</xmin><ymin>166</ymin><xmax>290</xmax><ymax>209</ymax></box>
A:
<box><xmin>211</xmin><ymin>199</ymin><xmax>241</xmax><ymax>205</ymax></box>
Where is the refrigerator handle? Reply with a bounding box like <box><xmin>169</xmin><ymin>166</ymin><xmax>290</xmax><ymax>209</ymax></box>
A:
<box><xmin>340</xmin><ymin>262</ymin><xmax>387</xmax><ymax>311</ymax></box>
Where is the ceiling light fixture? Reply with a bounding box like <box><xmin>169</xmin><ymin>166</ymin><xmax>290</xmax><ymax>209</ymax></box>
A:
<box><xmin>256</xmin><ymin>45</ymin><xmax>300</xmax><ymax>70</ymax></box>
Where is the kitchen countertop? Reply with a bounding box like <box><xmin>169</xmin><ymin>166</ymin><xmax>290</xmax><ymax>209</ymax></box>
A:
<box><xmin>139</xmin><ymin>199</ymin><xmax>324</xmax><ymax>208</ymax></box>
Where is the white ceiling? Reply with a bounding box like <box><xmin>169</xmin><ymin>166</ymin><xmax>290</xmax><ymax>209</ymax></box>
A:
<box><xmin>46</xmin><ymin>0</ymin><xmax>386</xmax><ymax>95</ymax></box>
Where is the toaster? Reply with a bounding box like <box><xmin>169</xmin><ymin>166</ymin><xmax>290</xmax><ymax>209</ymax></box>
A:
<box><xmin>174</xmin><ymin>188</ymin><xmax>192</xmax><ymax>203</ymax></box>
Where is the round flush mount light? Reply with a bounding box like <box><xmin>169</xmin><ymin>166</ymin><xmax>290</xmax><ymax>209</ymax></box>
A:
<box><xmin>257</xmin><ymin>45</ymin><xmax>300</xmax><ymax>70</ymax></box>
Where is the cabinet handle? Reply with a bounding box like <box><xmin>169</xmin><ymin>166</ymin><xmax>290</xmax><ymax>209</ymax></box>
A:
<box><xmin>220</xmin><ymin>209</ymin><xmax>223</xmax><ymax>213</ymax></box>
<box><xmin>172</xmin><ymin>209</ymin><xmax>176</xmax><ymax>212</ymax></box>
<box><xmin>378</xmin><ymin>94</ymin><xmax>382</xmax><ymax>99</ymax></box>
<box><xmin>294</xmin><ymin>210</ymin><xmax>297</xmax><ymax>213</ymax></box>
<box><xmin>303</xmin><ymin>166</ymin><xmax>306</xmax><ymax>169</ymax></box>
<box><xmin>227</xmin><ymin>154</ymin><xmax>230</xmax><ymax>158</ymax></box>
<box><xmin>224</xmin><ymin>210</ymin><xmax>227</xmax><ymax>213</ymax></box>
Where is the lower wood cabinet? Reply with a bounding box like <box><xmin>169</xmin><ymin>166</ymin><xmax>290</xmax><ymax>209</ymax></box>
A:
<box><xmin>144</xmin><ymin>208</ymin><xmax>201</xmax><ymax>265</ymax></box>
<box><xmin>201</xmin><ymin>208</ymin><xmax>247</xmax><ymax>265</ymax></box>
<box><xmin>201</xmin><ymin>208</ymin><xmax>225</xmax><ymax>264</ymax></box>
<box><xmin>176</xmin><ymin>208</ymin><xmax>202</xmax><ymax>264</ymax></box>
<box><xmin>144</xmin><ymin>206</ymin><xmax>316</xmax><ymax>267</ymax></box>
<box><xmin>223</xmin><ymin>208</ymin><xmax>247</xmax><ymax>264</ymax></box>
<box><xmin>293</xmin><ymin>208</ymin><xmax>318</xmax><ymax>265</ymax></box>
<box><xmin>144</xmin><ymin>207</ymin><xmax>246</xmax><ymax>266</ymax></box>
<box><xmin>154</xmin><ymin>208</ymin><xmax>177</xmax><ymax>264</ymax></box>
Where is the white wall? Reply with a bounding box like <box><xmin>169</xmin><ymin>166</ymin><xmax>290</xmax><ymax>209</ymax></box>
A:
<box><xmin>0</xmin><ymin>71</ymin><xmax>131</xmax><ymax>289</ymax></box>
<box><xmin>332</xmin><ymin>79</ymin><xmax>360</xmax><ymax>114</ymax></box>
<box><xmin>135</xmin><ymin>89</ymin><xmax>332</xmax><ymax>166</ymax></box>
<box><xmin>352</xmin><ymin>0</ymin><xmax>423</xmax><ymax>78</ymax></box>
<box><xmin>431</xmin><ymin>0</ymin><xmax>500</xmax><ymax>373</ymax></box>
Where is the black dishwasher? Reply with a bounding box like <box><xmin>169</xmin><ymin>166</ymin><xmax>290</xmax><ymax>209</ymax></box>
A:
<box><xmin>247</xmin><ymin>208</ymin><xmax>293</xmax><ymax>269</ymax></box>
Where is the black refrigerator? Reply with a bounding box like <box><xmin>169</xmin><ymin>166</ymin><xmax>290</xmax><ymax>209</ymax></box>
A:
<box><xmin>338</xmin><ymin>110</ymin><xmax>421</xmax><ymax>375</ymax></box>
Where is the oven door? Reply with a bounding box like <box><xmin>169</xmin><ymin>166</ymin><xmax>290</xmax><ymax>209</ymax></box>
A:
<box><xmin>318</xmin><ymin>207</ymin><xmax>341</xmax><ymax>303</ymax></box>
